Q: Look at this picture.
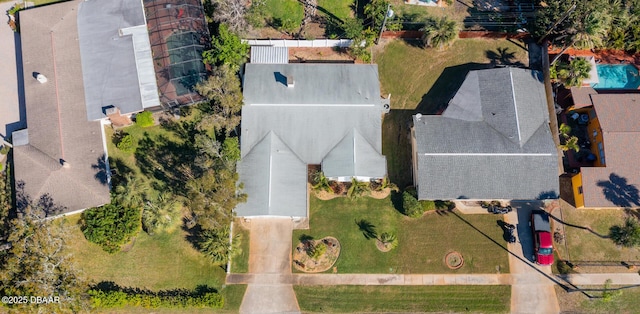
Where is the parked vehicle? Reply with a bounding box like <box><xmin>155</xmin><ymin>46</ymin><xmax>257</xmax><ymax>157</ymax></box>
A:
<box><xmin>529</xmin><ymin>210</ymin><xmax>554</xmax><ymax>266</ymax></box>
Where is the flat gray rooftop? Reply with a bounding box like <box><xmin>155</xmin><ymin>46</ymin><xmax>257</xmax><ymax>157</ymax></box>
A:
<box><xmin>78</xmin><ymin>0</ymin><xmax>159</xmax><ymax>121</ymax></box>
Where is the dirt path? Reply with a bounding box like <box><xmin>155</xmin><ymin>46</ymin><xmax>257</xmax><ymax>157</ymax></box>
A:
<box><xmin>238</xmin><ymin>218</ymin><xmax>300</xmax><ymax>314</ymax></box>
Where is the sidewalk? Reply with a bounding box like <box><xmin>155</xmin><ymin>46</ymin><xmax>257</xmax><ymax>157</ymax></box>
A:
<box><xmin>558</xmin><ymin>273</ymin><xmax>640</xmax><ymax>285</ymax></box>
<box><xmin>228</xmin><ymin>273</ymin><xmax>512</xmax><ymax>285</ymax></box>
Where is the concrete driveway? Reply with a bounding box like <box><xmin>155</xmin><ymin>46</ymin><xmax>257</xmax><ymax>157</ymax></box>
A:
<box><xmin>505</xmin><ymin>202</ymin><xmax>560</xmax><ymax>314</ymax></box>
<box><xmin>0</xmin><ymin>4</ymin><xmax>25</xmax><ymax>140</ymax></box>
<box><xmin>239</xmin><ymin>218</ymin><xmax>300</xmax><ymax>314</ymax></box>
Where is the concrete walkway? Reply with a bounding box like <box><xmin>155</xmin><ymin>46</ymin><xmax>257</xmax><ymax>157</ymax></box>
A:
<box><xmin>228</xmin><ymin>273</ymin><xmax>512</xmax><ymax>285</ymax></box>
<box><xmin>0</xmin><ymin>2</ymin><xmax>25</xmax><ymax>140</ymax></box>
<box><xmin>558</xmin><ymin>273</ymin><xmax>640</xmax><ymax>286</ymax></box>
<box><xmin>238</xmin><ymin>218</ymin><xmax>300</xmax><ymax>314</ymax></box>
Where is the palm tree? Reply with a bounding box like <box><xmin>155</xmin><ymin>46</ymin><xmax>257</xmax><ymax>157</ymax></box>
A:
<box><xmin>142</xmin><ymin>192</ymin><xmax>180</xmax><ymax>235</ymax></box>
<box><xmin>559</xmin><ymin>123</ymin><xmax>572</xmax><ymax>138</ymax></box>
<box><xmin>559</xmin><ymin>136</ymin><xmax>580</xmax><ymax>153</ymax></box>
<box><xmin>421</xmin><ymin>16</ymin><xmax>458</xmax><ymax>50</ymax></box>
<box><xmin>312</xmin><ymin>171</ymin><xmax>331</xmax><ymax>192</ymax></box>
<box><xmin>113</xmin><ymin>174</ymin><xmax>148</xmax><ymax>208</ymax></box>
<box><xmin>557</xmin><ymin>57</ymin><xmax>592</xmax><ymax>87</ymax></box>
<box><xmin>572</xmin><ymin>11</ymin><xmax>611</xmax><ymax>49</ymax></box>
<box><xmin>347</xmin><ymin>177</ymin><xmax>371</xmax><ymax>199</ymax></box>
<box><xmin>378</xmin><ymin>232</ymin><xmax>398</xmax><ymax>250</ymax></box>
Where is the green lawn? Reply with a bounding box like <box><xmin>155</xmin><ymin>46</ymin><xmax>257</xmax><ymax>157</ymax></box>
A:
<box><xmin>318</xmin><ymin>0</ymin><xmax>353</xmax><ymax>22</ymax></box>
<box><xmin>377</xmin><ymin>38</ymin><xmax>529</xmax><ymax>187</ymax></box>
<box><xmin>62</xmin><ymin>214</ymin><xmax>226</xmax><ymax>290</ymax></box>
<box><xmin>294</xmin><ymin>195</ymin><xmax>510</xmax><ymax>274</ymax></box>
<box><xmin>554</xmin><ymin>206</ymin><xmax>640</xmax><ymax>264</ymax></box>
<box><xmin>231</xmin><ymin>220</ymin><xmax>250</xmax><ymax>273</ymax></box>
<box><xmin>295</xmin><ymin>285</ymin><xmax>511</xmax><ymax>313</ymax></box>
<box><xmin>555</xmin><ymin>284</ymin><xmax>640</xmax><ymax>314</ymax></box>
<box><xmin>264</xmin><ymin>0</ymin><xmax>304</xmax><ymax>27</ymax></box>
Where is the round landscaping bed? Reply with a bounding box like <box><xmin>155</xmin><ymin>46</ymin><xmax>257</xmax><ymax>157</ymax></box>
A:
<box><xmin>445</xmin><ymin>251</ymin><xmax>464</xmax><ymax>270</ymax></box>
<box><xmin>293</xmin><ymin>237</ymin><xmax>341</xmax><ymax>273</ymax></box>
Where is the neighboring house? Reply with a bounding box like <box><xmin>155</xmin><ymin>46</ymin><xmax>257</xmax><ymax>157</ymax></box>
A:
<box><xmin>236</xmin><ymin>63</ymin><xmax>387</xmax><ymax>217</ymax></box>
<box><xmin>560</xmin><ymin>88</ymin><xmax>640</xmax><ymax>208</ymax></box>
<box><xmin>13</xmin><ymin>0</ymin><xmax>110</xmax><ymax>214</ymax></box>
<box><xmin>411</xmin><ymin>67</ymin><xmax>559</xmax><ymax>201</ymax></box>
<box><xmin>12</xmin><ymin>0</ymin><xmax>160</xmax><ymax>213</ymax></box>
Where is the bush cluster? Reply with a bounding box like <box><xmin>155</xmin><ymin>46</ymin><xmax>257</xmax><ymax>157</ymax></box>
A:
<box><xmin>81</xmin><ymin>204</ymin><xmax>141</xmax><ymax>253</ymax></box>
<box><xmin>135</xmin><ymin>111</ymin><xmax>155</xmax><ymax>128</ymax></box>
<box><xmin>402</xmin><ymin>191</ymin><xmax>423</xmax><ymax>218</ymax></box>
<box><xmin>0</xmin><ymin>145</ymin><xmax>10</xmax><ymax>155</ymax></box>
<box><xmin>88</xmin><ymin>289</ymin><xmax>223</xmax><ymax>309</ymax></box>
<box><xmin>115</xmin><ymin>133</ymin><xmax>135</xmax><ymax>153</ymax></box>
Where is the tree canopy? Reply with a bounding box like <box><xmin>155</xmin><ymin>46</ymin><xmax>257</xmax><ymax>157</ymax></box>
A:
<box><xmin>202</xmin><ymin>24</ymin><xmax>249</xmax><ymax>71</ymax></box>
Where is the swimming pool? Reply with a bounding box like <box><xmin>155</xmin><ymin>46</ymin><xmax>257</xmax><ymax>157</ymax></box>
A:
<box><xmin>591</xmin><ymin>64</ymin><xmax>640</xmax><ymax>89</ymax></box>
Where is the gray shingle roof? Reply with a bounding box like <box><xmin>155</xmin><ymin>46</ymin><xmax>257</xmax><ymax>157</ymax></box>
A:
<box><xmin>236</xmin><ymin>132</ymin><xmax>307</xmax><ymax>217</ymax></box>
<box><xmin>237</xmin><ymin>64</ymin><xmax>386</xmax><ymax>217</ymax></box>
<box><xmin>414</xmin><ymin>67</ymin><xmax>559</xmax><ymax>200</ymax></box>
<box><xmin>14</xmin><ymin>0</ymin><xmax>111</xmax><ymax>212</ymax></box>
<box><xmin>322</xmin><ymin>128</ymin><xmax>387</xmax><ymax>179</ymax></box>
<box><xmin>78</xmin><ymin>0</ymin><xmax>159</xmax><ymax>120</ymax></box>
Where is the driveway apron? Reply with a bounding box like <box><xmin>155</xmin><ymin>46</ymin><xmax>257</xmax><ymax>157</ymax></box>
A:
<box><xmin>239</xmin><ymin>218</ymin><xmax>300</xmax><ymax>314</ymax></box>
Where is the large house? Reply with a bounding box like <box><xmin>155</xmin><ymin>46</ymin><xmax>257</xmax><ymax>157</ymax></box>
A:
<box><xmin>411</xmin><ymin>67</ymin><xmax>559</xmax><ymax>201</ymax></box>
<box><xmin>560</xmin><ymin>87</ymin><xmax>640</xmax><ymax>208</ymax></box>
<box><xmin>13</xmin><ymin>0</ymin><xmax>161</xmax><ymax>214</ymax></box>
<box><xmin>235</xmin><ymin>63</ymin><xmax>387</xmax><ymax>217</ymax></box>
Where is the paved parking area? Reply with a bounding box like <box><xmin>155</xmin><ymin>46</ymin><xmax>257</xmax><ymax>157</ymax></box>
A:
<box><xmin>506</xmin><ymin>203</ymin><xmax>560</xmax><ymax>314</ymax></box>
<box><xmin>0</xmin><ymin>6</ymin><xmax>25</xmax><ymax>140</ymax></box>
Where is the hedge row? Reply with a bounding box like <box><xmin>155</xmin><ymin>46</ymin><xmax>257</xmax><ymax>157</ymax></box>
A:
<box><xmin>88</xmin><ymin>289</ymin><xmax>224</xmax><ymax>309</ymax></box>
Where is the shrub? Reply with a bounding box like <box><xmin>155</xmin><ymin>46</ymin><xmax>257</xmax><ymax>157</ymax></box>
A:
<box><xmin>609</xmin><ymin>217</ymin><xmax>640</xmax><ymax>247</ymax></box>
<box><xmin>556</xmin><ymin>260</ymin><xmax>574</xmax><ymax>274</ymax></box>
<box><xmin>402</xmin><ymin>191</ymin><xmax>423</xmax><ymax>218</ymax></box>
<box><xmin>88</xmin><ymin>287</ymin><xmax>224</xmax><ymax>309</ymax></box>
<box><xmin>135</xmin><ymin>111</ymin><xmax>154</xmax><ymax>128</ymax></box>
<box><xmin>379</xmin><ymin>232</ymin><xmax>398</xmax><ymax>250</ymax></box>
<box><xmin>197</xmin><ymin>226</ymin><xmax>233</xmax><ymax>266</ymax></box>
<box><xmin>0</xmin><ymin>145</ymin><xmax>9</xmax><ymax>155</ymax></box>
<box><xmin>308</xmin><ymin>242</ymin><xmax>327</xmax><ymax>259</ymax></box>
<box><xmin>81</xmin><ymin>204</ymin><xmax>142</xmax><ymax>253</ymax></box>
<box><xmin>115</xmin><ymin>132</ymin><xmax>135</xmax><ymax>153</ymax></box>
<box><xmin>420</xmin><ymin>200</ymin><xmax>436</xmax><ymax>212</ymax></box>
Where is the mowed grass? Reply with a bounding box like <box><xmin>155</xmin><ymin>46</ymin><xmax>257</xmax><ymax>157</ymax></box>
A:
<box><xmin>555</xmin><ymin>206</ymin><xmax>640</xmax><ymax>263</ymax></box>
<box><xmin>293</xmin><ymin>196</ymin><xmax>510</xmax><ymax>274</ymax></box>
<box><xmin>61</xmin><ymin>214</ymin><xmax>227</xmax><ymax>291</ymax></box>
<box><xmin>231</xmin><ymin>220</ymin><xmax>250</xmax><ymax>273</ymax></box>
<box><xmin>555</xmin><ymin>284</ymin><xmax>640</xmax><ymax>314</ymax></box>
<box><xmin>318</xmin><ymin>0</ymin><xmax>353</xmax><ymax>22</ymax></box>
<box><xmin>377</xmin><ymin>38</ymin><xmax>529</xmax><ymax>187</ymax></box>
<box><xmin>264</xmin><ymin>0</ymin><xmax>303</xmax><ymax>24</ymax></box>
<box><xmin>377</xmin><ymin>38</ymin><xmax>529</xmax><ymax>111</ymax></box>
<box><xmin>295</xmin><ymin>285</ymin><xmax>511</xmax><ymax>313</ymax></box>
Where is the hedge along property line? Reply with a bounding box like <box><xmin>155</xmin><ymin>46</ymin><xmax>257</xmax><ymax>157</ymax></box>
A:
<box><xmin>88</xmin><ymin>285</ymin><xmax>224</xmax><ymax>309</ymax></box>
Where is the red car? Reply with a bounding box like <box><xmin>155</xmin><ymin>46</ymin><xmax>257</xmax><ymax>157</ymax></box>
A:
<box><xmin>530</xmin><ymin>210</ymin><xmax>554</xmax><ymax>266</ymax></box>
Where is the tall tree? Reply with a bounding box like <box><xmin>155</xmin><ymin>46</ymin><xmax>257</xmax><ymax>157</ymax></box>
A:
<box><xmin>556</xmin><ymin>57</ymin><xmax>592</xmax><ymax>87</ymax></box>
<box><xmin>0</xmin><ymin>204</ymin><xmax>90</xmax><ymax>313</ymax></box>
<box><xmin>364</xmin><ymin>0</ymin><xmax>390</xmax><ymax>31</ymax></box>
<box><xmin>202</xmin><ymin>24</ymin><xmax>249</xmax><ymax>71</ymax></box>
<box><xmin>195</xmin><ymin>65</ymin><xmax>243</xmax><ymax>136</ymax></box>
<box><xmin>421</xmin><ymin>16</ymin><xmax>458</xmax><ymax>50</ymax></box>
<box><xmin>211</xmin><ymin>0</ymin><xmax>248</xmax><ymax>34</ymax></box>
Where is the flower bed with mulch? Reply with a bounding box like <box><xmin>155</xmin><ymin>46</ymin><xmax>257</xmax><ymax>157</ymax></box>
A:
<box><xmin>293</xmin><ymin>237</ymin><xmax>341</xmax><ymax>273</ymax></box>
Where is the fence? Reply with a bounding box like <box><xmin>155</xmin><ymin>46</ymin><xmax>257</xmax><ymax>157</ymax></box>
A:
<box><xmin>243</xmin><ymin>39</ymin><xmax>353</xmax><ymax>48</ymax></box>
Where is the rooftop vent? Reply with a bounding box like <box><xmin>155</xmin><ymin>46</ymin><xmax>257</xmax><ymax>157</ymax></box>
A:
<box><xmin>286</xmin><ymin>75</ymin><xmax>294</xmax><ymax>88</ymax></box>
<box><xmin>60</xmin><ymin>159</ymin><xmax>71</xmax><ymax>169</ymax></box>
<box><xmin>416</xmin><ymin>113</ymin><xmax>422</xmax><ymax>120</ymax></box>
<box><xmin>36</xmin><ymin>73</ymin><xmax>48</xmax><ymax>84</ymax></box>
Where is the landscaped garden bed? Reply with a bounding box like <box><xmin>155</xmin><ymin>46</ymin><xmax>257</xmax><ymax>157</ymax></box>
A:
<box><xmin>293</xmin><ymin>236</ymin><xmax>341</xmax><ymax>272</ymax></box>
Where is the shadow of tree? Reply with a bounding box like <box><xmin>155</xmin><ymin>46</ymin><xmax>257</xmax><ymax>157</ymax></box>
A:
<box><xmin>537</xmin><ymin>190</ymin><xmax>559</xmax><ymax>200</ymax></box>
<box><xmin>415</xmin><ymin>62</ymin><xmax>493</xmax><ymax>115</ymax></box>
<box><xmin>15</xmin><ymin>181</ymin><xmax>66</xmax><ymax>218</ymax></box>
<box><xmin>91</xmin><ymin>154</ymin><xmax>109</xmax><ymax>186</ymax></box>
<box><xmin>485</xmin><ymin>47</ymin><xmax>525</xmax><ymax>67</ymax></box>
<box><xmin>596</xmin><ymin>173</ymin><xmax>640</xmax><ymax>208</ymax></box>
<box><xmin>355</xmin><ymin>219</ymin><xmax>377</xmax><ymax>240</ymax></box>
<box><xmin>91</xmin><ymin>281</ymin><xmax>218</xmax><ymax>296</ymax></box>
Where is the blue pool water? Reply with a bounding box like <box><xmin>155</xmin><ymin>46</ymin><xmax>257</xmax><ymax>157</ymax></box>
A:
<box><xmin>591</xmin><ymin>64</ymin><xmax>640</xmax><ymax>89</ymax></box>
